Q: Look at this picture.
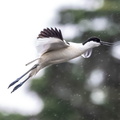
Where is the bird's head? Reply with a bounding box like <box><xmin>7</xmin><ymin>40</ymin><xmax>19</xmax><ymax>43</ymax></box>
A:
<box><xmin>82</xmin><ymin>37</ymin><xmax>113</xmax><ymax>48</ymax></box>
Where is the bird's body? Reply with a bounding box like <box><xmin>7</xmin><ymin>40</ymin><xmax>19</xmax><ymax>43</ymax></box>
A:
<box><xmin>8</xmin><ymin>27</ymin><xmax>113</xmax><ymax>93</ymax></box>
<box><xmin>30</xmin><ymin>41</ymin><xmax>94</xmax><ymax>76</ymax></box>
<box><xmin>40</xmin><ymin>42</ymin><xmax>82</xmax><ymax>64</ymax></box>
<box><xmin>29</xmin><ymin>42</ymin><xmax>85</xmax><ymax>77</ymax></box>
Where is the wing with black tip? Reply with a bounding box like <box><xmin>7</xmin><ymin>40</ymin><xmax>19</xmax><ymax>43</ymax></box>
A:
<box><xmin>36</xmin><ymin>28</ymin><xmax>70</xmax><ymax>55</ymax></box>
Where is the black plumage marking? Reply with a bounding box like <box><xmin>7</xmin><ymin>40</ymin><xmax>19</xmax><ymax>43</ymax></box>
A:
<box><xmin>82</xmin><ymin>37</ymin><xmax>101</xmax><ymax>45</ymax></box>
<box><xmin>37</xmin><ymin>28</ymin><xmax>63</xmax><ymax>40</ymax></box>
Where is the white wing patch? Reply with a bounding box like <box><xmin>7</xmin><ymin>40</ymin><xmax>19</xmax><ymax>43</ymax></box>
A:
<box><xmin>36</xmin><ymin>37</ymin><xmax>69</xmax><ymax>56</ymax></box>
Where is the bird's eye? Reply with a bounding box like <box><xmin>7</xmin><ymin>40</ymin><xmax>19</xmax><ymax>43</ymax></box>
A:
<box><xmin>93</xmin><ymin>38</ymin><xmax>101</xmax><ymax>43</ymax></box>
<box><xmin>88</xmin><ymin>37</ymin><xmax>101</xmax><ymax>43</ymax></box>
<box><xmin>91</xmin><ymin>37</ymin><xmax>100</xmax><ymax>43</ymax></box>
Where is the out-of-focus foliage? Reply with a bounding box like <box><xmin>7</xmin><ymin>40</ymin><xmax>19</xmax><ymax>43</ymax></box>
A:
<box><xmin>0</xmin><ymin>113</ymin><xmax>29</xmax><ymax>120</ymax></box>
<box><xmin>1</xmin><ymin>0</ymin><xmax>120</xmax><ymax>119</ymax></box>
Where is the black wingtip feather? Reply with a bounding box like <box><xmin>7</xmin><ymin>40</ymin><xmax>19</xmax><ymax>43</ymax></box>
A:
<box><xmin>37</xmin><ymin>27</ymin><xmax>63</xmax><ymax>40</ymax></box>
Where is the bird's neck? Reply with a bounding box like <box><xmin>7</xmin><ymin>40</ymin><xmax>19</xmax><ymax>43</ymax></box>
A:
<box><xmin>79</xmin><ymin>44</ymin><xmax>90</xmax><ymax>51</ymax></box>
<box><xmin>69</xmin><ymin>42</ymin><xmax>93</xmax><ymax>52</ymax></box>
<box><xmin>81</xmin><ymin>42</ymin><xmax>95</xmax><ymax>51</ymax></box>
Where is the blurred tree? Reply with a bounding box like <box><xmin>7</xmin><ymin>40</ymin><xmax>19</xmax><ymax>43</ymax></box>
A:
<box><xmin>1</xmin><ymin>0</ymin><xmax>120</xmax><ymax>119</ymax></box>
<box><xmin>30</xmin><ymin>0</ymin><xmax>120</xmax><ymax>120</ymax></box>
<box><xmin>0</xmin><ymin>113</ymin><xmax>29</xmax><ymax>120</ymax></box>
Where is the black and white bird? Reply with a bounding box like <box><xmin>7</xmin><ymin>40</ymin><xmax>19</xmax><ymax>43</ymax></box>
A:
<box><xmin>8</xmin><ymin>27</ymin><xmax>113</xmax><ymax>93</ymax></box>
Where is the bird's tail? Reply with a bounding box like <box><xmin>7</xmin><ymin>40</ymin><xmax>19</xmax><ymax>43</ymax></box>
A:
<box><xmin>8</xmin><ymin>63</ymin><xmax>42</xmax><ymax>93</ymax></box>
<box><xmin>25</xmin><ymin>58</ymin><xmax>39</xmax><ymax>66</ymax></box>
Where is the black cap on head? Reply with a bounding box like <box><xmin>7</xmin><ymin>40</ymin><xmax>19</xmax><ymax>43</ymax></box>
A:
<box><xmin>82</xmin><ymin>37</ymin><xmax>101</xmax><ymax>45</ymax></box>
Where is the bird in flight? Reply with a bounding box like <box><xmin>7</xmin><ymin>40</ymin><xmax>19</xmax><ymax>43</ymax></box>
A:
<box><xmin>8</xmin><ymin>27</ymin><xmax>113</xmax><ymax>93</ymax></box>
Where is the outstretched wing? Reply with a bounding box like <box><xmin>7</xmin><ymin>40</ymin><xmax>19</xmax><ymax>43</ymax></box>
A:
<box><xmin>37</xmin><ymin>27</ymin><xmax>63</xmax><ymax>40</ymax></box>
<box><xmin>36</xmin><ymin>28</ymin><xmax>70</xmax><ymax>55</ymax></box>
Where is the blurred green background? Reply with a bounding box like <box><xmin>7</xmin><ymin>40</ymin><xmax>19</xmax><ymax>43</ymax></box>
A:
<box><xmin>2</xmin><ymin>0</ymin><xmax>120</xmax><ymax>119</ymax></box>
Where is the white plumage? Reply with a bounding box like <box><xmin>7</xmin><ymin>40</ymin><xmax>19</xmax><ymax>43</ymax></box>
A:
<box><xmin>8</xmin><ymin>27</ymin><xmax>113</xmax><ymax>93</ymax></box>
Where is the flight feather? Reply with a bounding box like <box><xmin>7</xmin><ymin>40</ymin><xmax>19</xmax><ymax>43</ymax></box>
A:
<box><xmin>36</xmin><ymin>28</ymin><xmax>69</xmax><ymax>55</ymax></box>
<box><xmin>37</xmin><ymin>27</ymin><xmax>63</xmax><ymax>40</ymax></box>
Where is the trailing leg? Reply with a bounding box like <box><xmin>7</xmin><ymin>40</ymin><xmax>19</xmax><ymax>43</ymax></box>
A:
<box><xmin>8</xmin><ymin>64</ymin><xmax>39</xmax><ymax>92</ymax></box>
